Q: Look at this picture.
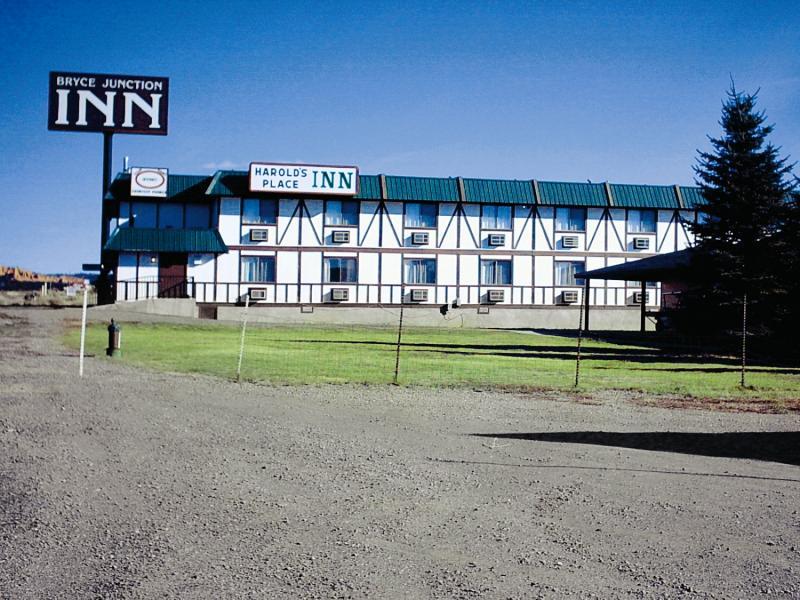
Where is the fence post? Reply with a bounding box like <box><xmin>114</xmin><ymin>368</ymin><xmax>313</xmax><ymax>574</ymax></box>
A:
<box><xmin>574</xmin><ymin>292</ymin><xmax>584</xmax><ymax>387</ymax></box>
<box><xmin>741</xmin><ymin>293</ymin><xmax>747</xmax><ymax>388</ymax></box>
<box><xmin>79</xmin><ymin>283</ymin><xmax>89</xmax><ymax>377</ymax></box>
<box><xmin>237</xmin><ymin>293</ymin><xmax>250</xmax><ymax>382</ymax></box>
<box><xmin>393</xmin><ymin>285</ymin><xmax>405</xmax><ymax>385</ymax></box>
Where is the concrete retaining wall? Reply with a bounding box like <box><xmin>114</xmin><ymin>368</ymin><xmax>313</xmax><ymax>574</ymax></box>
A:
<box><xmin>215</xmin><ymin>305</ymin><xmax>654</xmax><ymax>330</ymax></box>
<box><xmin>95</xmin><ymin>298</ymin><xmax>199</xmax><ymax>319</ymax></box>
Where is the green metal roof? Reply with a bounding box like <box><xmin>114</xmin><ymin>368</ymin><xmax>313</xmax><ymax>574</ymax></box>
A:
<box><xmin>463</xmin><ymin>178</ymin><xmax>535</xmax><ymax>204</ymax></box>
<box><xmin>106</xmin><ymin>170</ymin><xmax>702</xmax><ymax>210</ymax></box>
<box><xmin>106</xmin><ymin>173</ymin><xmax>212</xmax><ymax>202</ymax></box>
<box><xmin>610</xmin><ymin>184</ymin><xmax>680</xmax><ymax>209</ymax></box>
<box><xmin>104</xmin><ymin>228</ymin><xmax>228</xmax><ymax>253</ymax></box>
<box><xmin>206</xmin><ymin>170</ymin><xmax>250</xmax><ymax>196</ymax></box>
<box><xmin>385</xmin><ymin>176</ymin><xmax>460</xmax><ymax>202</ymax></box>
<box><xmin>679</xmin><ymin>186</ymin><xmax>707</xmax><ymax>209</ymax></box>
<box><xmin>355</xmin><ymin>175</ymin><xmax>381</xmax><ymax>200</ymax></box>
<box><xmin>537</xmin><ymin>181</ymin><xmax>609</xmax><ymax>206</ymax></box>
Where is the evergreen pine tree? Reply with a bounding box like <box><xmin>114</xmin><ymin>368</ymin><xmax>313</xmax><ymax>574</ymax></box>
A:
<box><xmin>687</xmin><ymin>84</ymin><xmax>798</xmax><ymax>340</ymax></box>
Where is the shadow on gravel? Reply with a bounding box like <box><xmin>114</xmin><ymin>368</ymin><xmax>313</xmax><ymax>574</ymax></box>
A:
<box><xmin>472</xmin><ymin>431</ymin><xmax>800</xmax><ymax>466</ymax></box>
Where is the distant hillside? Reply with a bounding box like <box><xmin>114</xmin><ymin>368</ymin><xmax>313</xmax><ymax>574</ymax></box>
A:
<box><xmin>0</xmin><ymin>265</ymin><xmax>86</xmax><ymax>290</ymax></box>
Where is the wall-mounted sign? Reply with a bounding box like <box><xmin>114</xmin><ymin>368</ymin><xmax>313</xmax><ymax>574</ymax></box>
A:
<box><xmin>48</xmin><ymin>71</ymin><xmax>169</xmax><ymax>135</ymax></box>
<box><xmin>131</xmin><ymin>167</ymin><xmax>168</xmax><ymax>197</ymax></box>
<box><xmin>249</xmin><ymin>162</ymin><xmax>359</xmax><ymax>196</ymax></box>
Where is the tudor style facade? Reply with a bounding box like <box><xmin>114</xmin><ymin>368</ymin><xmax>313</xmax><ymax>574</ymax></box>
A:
<box><xmin>104</xmin><ymin>169</ymin><xmax>704</xmax><ymax>309</ymax></box>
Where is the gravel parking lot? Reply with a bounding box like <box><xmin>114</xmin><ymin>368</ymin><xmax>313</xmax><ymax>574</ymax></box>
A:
<box><xmin>1</xmin><ymin>307</ymin><xmax>799</xmax><ymax>599</ymax></box>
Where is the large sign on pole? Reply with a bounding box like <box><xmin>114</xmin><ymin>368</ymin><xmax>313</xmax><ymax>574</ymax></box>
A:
<box><xmin>249</xmin><ymin>162</ymin><xmax>359</xmax><ymax>196</ymax></box>
<box><xmin>48</xmin><ymin>71</ymin><xmax>169</xmax><ymax>135</ymax></box>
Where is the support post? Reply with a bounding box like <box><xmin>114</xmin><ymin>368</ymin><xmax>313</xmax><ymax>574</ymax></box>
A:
<box><xmin>583</xmin><ymin>278</ymin><xmax>591</xmax><ymax>333</ymax></box>
<box><xmin>640</xmin><ymin>280</ymin><xmax>646</xmax><ymax>333</ymax></box>
<box><xmin>79</xmin><ymin>284</ymin><xmax>88</xmax><ymax>377</ymax></box>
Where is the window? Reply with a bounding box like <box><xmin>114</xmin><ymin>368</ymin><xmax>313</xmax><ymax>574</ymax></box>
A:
<box><xmin>628</xmin><ymin>209</ymin><xmax>656</xmax><ymax>233</ymax></box>
<box><xmin>185</xmin><ymin>204</ymin><xmax>211</xmax><ymax>228</ymax></box>
<box><xmin>242</xmin><ymin>198</ymin><xmax>277</xmax><ymax>225</ymax></box>
<box><xmin>324</xmin><ymin>257</ymin><xmax>357</xmax><ymax>283</ymax></box>
<box><xmin>555</xmin><ymin>207</ymin><xmax>586</xmax><ymax>231</ymax></box>
<box><xmin>482</xmin><ymin>205</ymin><xmax>512</xmax><ymax>229</ymax></box>
<box><xmin>631</xmin><ymin>281</ymin><xmax>658</xmax><ymax>288</ymax></box>
<box><xmin>405</xmin><ymin>203</ymin><xmax>437</xmax><ymax>228</ymax></box>
<box><xmin>555</xmin><ymin>261</ymin><xmax>585</xmax><ymax>286</ymax></box>
<box><xmin>131</xmin><ymin>202</ymin><xmax>156</xmax><ymax>228</ymax></box>
<box><xmin>241</xmin><ymin>256</ymin><xmax>275</xmax><ymax>282</ymax></box>
<box><xmin>481</xmin><ymin>259</ymin><xmax>512</xmax><ymax>285</ymax></box>
<box><xmin>404</xmin><ymin>259</ymin><xmax>436</xmax><ymax>284</ymax></box>
<box><xmin>159</xmin><ymin>203</ymin><xmax>183</xmax><ymax>229</ymax></box>
<box><xmin>325</xmin><ymin>200</ymin><xmax>359</xmax><ymax>226</ymax></box>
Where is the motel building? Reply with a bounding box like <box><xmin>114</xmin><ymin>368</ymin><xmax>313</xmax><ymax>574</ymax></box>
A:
<box><xmin>104</xmin><ymin>163</ymin><xmax>703</xmax><ymax>327</ymax></box>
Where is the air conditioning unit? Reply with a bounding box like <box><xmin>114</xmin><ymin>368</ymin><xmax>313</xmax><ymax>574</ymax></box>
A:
<box><xmin>330</xmin><ymin>288</ymin><xmax>349</xmax><ymax>302</ymax></box>
<box><xmin>411</xmin><ymin>232</ymin><xmax>429</xmax><ymax>245</ymax></box>
<box><xmin>410</xmin><ymin>289</ymin><xmax>428</xmax><ymax>302</ymax></box>
<box><xmin>332</xmin><ymin>230</ymin><xmax>350</xmax><ymax>243</ymax></box>
<box><xmin>249</xmin><ymin>288</ymin><xmax>267</xmax><ymax>300</ymax></box>
<box><xmin>562</xmin><ymin>236</ymin><xmax>579</xmax><ymax>249</ymax></box>
<box><xmin>250</xmin><ymin>229</ymin><xmax>268</xmax><ymax>242</ymax></box>
<box><xmin>488</xmin><ymin>233</ymin><xmax>505</xmax><ymax>246</ymax></box>
<box><xmin>631</xmin><ymin>291</ymin><xmax>646</xmax><ymax>305</ymax></box>
<box><xmin>633</xmin><ymin>237</ymin><xmax>650</xmax><ymax>250</ymax></box>
<box><xmin>561</xmin><ymin>290</ymin><xmax>579</xmax><ymax>304</ymax></box>
<box><xmin>487</xmin><ymin>289</ymin><xmax>505</xmax><ymax>303</ymax></box>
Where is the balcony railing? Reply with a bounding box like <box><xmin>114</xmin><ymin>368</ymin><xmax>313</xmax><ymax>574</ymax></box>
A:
<box><xmin>116</xmin><ymin>278</ymin><xmax>662</xmax><ymax>307</ymax></box>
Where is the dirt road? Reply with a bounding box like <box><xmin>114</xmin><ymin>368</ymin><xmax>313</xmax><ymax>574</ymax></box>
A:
<box><xmin>1</xmin><ymin>308</ymin><xmax>798</xmax><ymax>598</ymax></box>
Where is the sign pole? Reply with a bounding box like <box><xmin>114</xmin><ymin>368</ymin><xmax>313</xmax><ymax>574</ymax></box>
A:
<box><xmin>237</xmin><ymin>294</ymin><xmax>250</xmax><ymax>382</ymax></box>
<box><xmin>98</xmin><ymin>132</ymin><xmax>114</xmax><ymax>304</ymax></box>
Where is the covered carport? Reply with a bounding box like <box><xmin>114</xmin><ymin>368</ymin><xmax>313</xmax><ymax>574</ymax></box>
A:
<box><xmin>577</xmin><ymin>249</ymin><xmax>696</xmax><ymax>332</ymax></box>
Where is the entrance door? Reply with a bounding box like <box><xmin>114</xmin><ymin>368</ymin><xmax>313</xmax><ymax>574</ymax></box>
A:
<box><xmin>158</xmin><ymin>253</ymin><xmax>187</xmax><ymax>297</ymax></box>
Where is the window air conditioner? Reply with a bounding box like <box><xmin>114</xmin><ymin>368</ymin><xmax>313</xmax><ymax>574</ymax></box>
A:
<box><xmin>250</xmin><ymin>229</ymin><xmax>268</xmax><ymax>242</ymax></box>
<box><xmin>487</xmin><ymin>289</ymin><xmax>505</xmax><ymax>303</ymax></box>
<box><xmin>632</xmin><ymin>291</ymin><xmax>645</xmax><ymax>305</ymax></box>
<box><xmin>562</xmin><ymin>290</ymin><xmax>579</xmax><ymax>304</ymax></box>
<box><xmin>330</xmin><ymin>288</ymin><xmax>349</xmax><ymax>302</ymax></box>
<box><xmin>633</xmin><ymin>237</ymin><xmax>650</xmax><ymax>250</ymax></box>
<box><xmin>562</xmin><ymin>236</ymin><xmax>579</xmax><ymax>249</ymax></box>
<box><xmin>332</xmin><ymin>230</ymin><xmax>350</xmax><ymax>243</ymax></box>
<box><xmin>410</xmin><ymin>289</ymin><xmax>428</xmax><ymax>302</ymax></box>
<box><xmin>411</xmin><ymin>232</ymin><xmax>429</xmax><ymax>245</ymax></box>
<box><xmin>249</xmin><ymin>288</ymin><xmax>267</xmax><ymax>301</ymax></box>
<box><xmin>488</xmin><ymin>233</ymin><xmax>505</xmax><ymax>246</ymax></box>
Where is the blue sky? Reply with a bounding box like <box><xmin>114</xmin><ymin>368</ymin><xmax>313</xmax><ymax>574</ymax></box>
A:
<box><xmin>1</xmin><ymin>1</ymin><xmax>798</xmax><ymax>272</ymax></box>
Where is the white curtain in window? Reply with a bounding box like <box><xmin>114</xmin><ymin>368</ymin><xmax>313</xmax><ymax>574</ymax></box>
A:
<box><xmin>405</xmin><ymin>259</ymin><xmax>436</xmax><ymax>284</ymax></box>
<box><xmin>481</xmin><ymin>260</ymin><xmax>511</xmax><ymax>285</ymax></box>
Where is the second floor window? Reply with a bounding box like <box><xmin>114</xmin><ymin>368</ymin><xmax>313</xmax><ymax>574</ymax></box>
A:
<box><xmin>482</xmin><ymin>205</ymin><xmax>512</xmax><ymax>229</ymax></box>
<box><xmin>324</xmin><ymin>257</ymin><xmax>357</xmax><ymax>283</ymax></box>
<box><xmin>404</xmin><ymin>258</ymin><xmax>436</xmax><ymax>284</ymax></box>
<box><xmin>241</xmin><ymin>256</ymin><xmax>275</xmax><ymax>282</ymax></box>
<box><xmin>325</xmin><ymin>200</ymin><xmax>359</xmax><ymax>226</ymax></box>
<box><xmin>481</xmin><ymin>259</ymin><xmax>512</xmax><ymax>285</ymax></box>
<box><xmin>628</xmin><ymin>209</ymin><xmax>656</xmax><ymax>233</ymax></box>
<box><xmin>555</xmin><ymin>207</ymin><xmax>586</xmax><ymax>232</ymax></box>
<box><xmin>555</xmin><ymin>261</ymin><xmax>585</xmax><ymax>286</ymax></box>
<box><xmin>405</xmin><ymin>203</ymin><xmax>437</xmax><ymax>228</ymax></box>
<box><xmin>242</xmin><ymin>198</ymin><xmax>277</xmax><ymax>225</ymax></box>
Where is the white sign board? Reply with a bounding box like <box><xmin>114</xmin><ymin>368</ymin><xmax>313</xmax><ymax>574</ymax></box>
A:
<box><xmin>131</xmin><ymin>167</ymin><xmax>168</xmax><ymax>197</ymax></box>
<box><xmin>249</xmin><ymin>162</ymin><xmax>358</xmax><ymax>196</ymax></box>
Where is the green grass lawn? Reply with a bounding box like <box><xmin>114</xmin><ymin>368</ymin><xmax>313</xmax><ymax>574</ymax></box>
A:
<box><xmin>63</xmin><ymin>321</ymin><xmax>800</xmax><ymax>403</ymax></box>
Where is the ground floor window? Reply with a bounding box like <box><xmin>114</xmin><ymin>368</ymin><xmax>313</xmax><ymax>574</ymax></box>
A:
<box><xmin>241</xmin><ymin>256</ymin><xmax>275</xmax><ymax>282</ymax></box>
<box><xmin>324</xmin><ymin>257</ymin><xmax>357</xmax><ymax>283</ymax></box>
<box><xmin>404</xmin><ymin>258</ymin><xmax>436</xmax><ymax>284</ymax></box>
<box><xmin>555</xmin><ymin>261</ymin><xmax>585</xmax><ymax>286</ymax></box>
<box><xmin>481</xmin><ymin>259</ymin><xmax>512</xmax><ymax>285</ymax></box>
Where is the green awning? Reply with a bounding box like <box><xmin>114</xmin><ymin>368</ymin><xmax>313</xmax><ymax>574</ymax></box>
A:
<box><xmin>104</xmin><ymin>228</ymin><xmax>228</xmax><ymax>253</ymax></box>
